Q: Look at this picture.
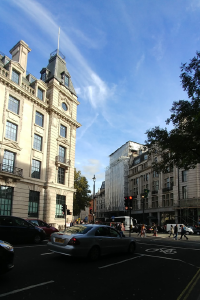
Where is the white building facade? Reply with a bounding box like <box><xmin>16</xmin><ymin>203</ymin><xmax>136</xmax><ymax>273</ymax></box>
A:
<box><xmin>0</xmin><ymin>40</ymin><xmax>81</xmax><ymax>229</ymax></box>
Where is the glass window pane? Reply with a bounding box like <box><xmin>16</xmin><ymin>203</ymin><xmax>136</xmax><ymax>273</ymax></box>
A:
<box><xmin>8</xmin><ymin>95</ymin><xmax>19</xmax><ymax>114</ymax></box>
<box><xmin>31</xmin><ymin>159</ymin><xmax>41</xmax><ymax>179</ymax></box>
<box><xmin>37</xmin><ymin>88</ymin><xmax>43</xmax><ymax>101</ymax></box>
<box><xmin>0</xmin><ymin>186</ymin><xmax>13</xmax><ymax>216</ymax></box>
<box><xmin>55</xmin><ymin>194</ymin><xmax>66</xmax><ymax>218</ymax></box>
<box><xmin>2</xmin><ymin>150</ymin><xmax>15</xmax><ymax>173</ymax></box>
<box><xmin>60</xmin><ymin>125</ymin><xmax>66</xmax><ymax>138</ymax></box>
<box><xmin>28</xmin><ymin>191</ymin><xmax>39</xmax><ymax>217</ymax></box>
<box><xmin>33</xmin><ymin>134</ymin><xmax>42</xmax><ymax>151</ymax></box>
<box><xmin>5</xmin><ymin>121</ymin><xmax>17</xmax><ymax>141</ymax></box>
<box><xmin>58</xmin><ymin>167</ymin><xmax>65</xmax><ymax>184</ymax></box>
<box><xmin>11</xmin><ymin>69</ymin><xmax>19</xmax><ymax>84</ymax></box>
<box><xmin>35</xmin><ymin>111</ymin><xmax>44</xmax><ymax>127</ymax></box>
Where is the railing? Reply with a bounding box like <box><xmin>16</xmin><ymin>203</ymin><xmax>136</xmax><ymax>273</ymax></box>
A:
<box><xmin>0</xmin><ymin>163</ymin><xmax>23</xmax><ymax>177</ymax></box>
<box><xmin>55</xmin><ymin>156</ymin><xmax>71</xmax><ymax>166</ymax></box>
<box><xmin>50</xmin><ymin>49</ymin><xmax>65</xmax><ymax>60</ymax></box>
<box><xmin>162</xmin><ymin>186</ymin><xmax>173</xmax><ymax>193</ymax></box>
<box><xmin>152</xmin><ymin>190</ymin><xmax>158</xmax><ymax>194</ymax></box>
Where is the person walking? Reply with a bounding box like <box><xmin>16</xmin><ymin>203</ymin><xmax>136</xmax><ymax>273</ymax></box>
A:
<box><xmin>179</xmin><ymin>225</ymin><xmax>188</xmax><ymax>240</ymax></box>
<box><xmin>141</xmin><ymin>224</ymin><xmax>146</xmax><ymax>238</ymax></box>
<box><xmin>168</xmin><ymin>225</ymin><xmax>174</xmax><ymax>238</ymax></box>
<box><xmin>174</xmin><ymin>224</ymin><xmax>178</xmax><ymax>240</ymax></box>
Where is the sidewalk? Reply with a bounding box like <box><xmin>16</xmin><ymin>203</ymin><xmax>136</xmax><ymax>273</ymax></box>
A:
<box><xmin>124</xmin><ymin>231</ymin><xmax>200</xmax><ymax>242</ymax></box>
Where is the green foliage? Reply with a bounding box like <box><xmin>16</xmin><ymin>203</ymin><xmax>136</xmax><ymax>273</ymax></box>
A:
<box><xmin>145</xmin><ymin>52</ymin><xmax>200</xmax><ymax>171</ymax></box>
<box><xmin>73</xmin><ymin>169</ymin><xmax>91</xmax><ymax>216</ymax></box>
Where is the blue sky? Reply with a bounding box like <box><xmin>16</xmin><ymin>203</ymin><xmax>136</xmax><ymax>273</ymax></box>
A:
<box><xmin>1</xmin><ymin>0</ymin><xmax>199</xmax><ymax>191</ymax></box>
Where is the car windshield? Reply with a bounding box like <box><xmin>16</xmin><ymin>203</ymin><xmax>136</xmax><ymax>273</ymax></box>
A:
<box><xmin>61</xmin><ymin>226</ymin><xmax>93</xmax><ymax>235</ymax></box>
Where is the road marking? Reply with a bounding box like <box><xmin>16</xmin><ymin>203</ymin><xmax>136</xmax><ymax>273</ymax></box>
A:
<box><xmin>177</xmin><ymin>268</ymin><xmax>200</xmax><ymax>300</ymax></box>
<box><xmin>0</xmin><ymin>281</ymin><xmax>54</xmax><ymax>298</ymax></box>
<box><xmin>137</xmin><ymin>242</ymin><xmax>200</xmax><ymax>251</ymax></box>
<box><xmin>145</xmin><ymin>248</ymin><xmax>177</xmax><ymax>254</ymax></box>
<box><xmin>41</xmin><ymin>252</ymin><xmax>54</xmax><ymax>255</ymax></box>
<box><xmin>99</xmin><ymin>255</ymin><xmax>142</xmax><ymax>269</ymax></box>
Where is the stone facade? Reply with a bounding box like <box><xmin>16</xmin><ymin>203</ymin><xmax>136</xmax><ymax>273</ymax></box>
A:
<box><xmin>0</xmin><ymin>41</ymin><xmax>81</xmax><ymax>229</ymax></box>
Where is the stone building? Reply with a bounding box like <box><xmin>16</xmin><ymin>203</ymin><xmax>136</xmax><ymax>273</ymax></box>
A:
<box><xmin>0</xmin><ymin>40</ymin><xmax>81</xmax><ymax>228</ymax></box>
<box><xmin>128</xmin><ymin>149</ymin><xmax>200</xmax><ymax>226</ymax></box>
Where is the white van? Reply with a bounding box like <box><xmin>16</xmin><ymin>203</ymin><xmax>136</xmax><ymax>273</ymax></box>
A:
<box><xmin>166</xmin><ymin>224</ymin><xmax>194</xmax><ymax>235</ymax></box>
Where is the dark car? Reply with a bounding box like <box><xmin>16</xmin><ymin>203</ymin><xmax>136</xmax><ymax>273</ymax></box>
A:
<box><xmin>0</xmin><ymin>216</ymin><xmax>46</xmax><ymax>244</ymax></box>
<box><xmin>0</xmin><ymin>240</ymin><xmax>14</xmax><ymax>274</ymax></box>
<box><xmin>26</xmin><ymin>219</ymin><xmax>59</xmax><ymax>236</ymax></box>
<box><xmin>187</xmin><ymin>226</ymin><xmax>200</xmax><ymax>235</ymax></box>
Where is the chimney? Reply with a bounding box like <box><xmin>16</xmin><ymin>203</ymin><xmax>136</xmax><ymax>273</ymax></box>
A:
<box><xmin>10</xmin><ymin>40</ymin><xmax>31</xmax><ymax>75</ymax></box>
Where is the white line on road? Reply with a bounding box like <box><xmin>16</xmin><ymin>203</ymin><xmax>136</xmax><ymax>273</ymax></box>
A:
<box><xmin>41</xmin><ymin>252</ymin><xmax>54</xmax><ymax>255</ymax></box>
<box><xmin>0</xmin><ymin>281</ymin><xmax>54</xmax><ymax>298</ymax></box>
<box><xmin>99</xmin><ymin>255</ymin><xmax>142</xmax><ymax>269</ymax></box>
<box><xmin>137</xmin><ymin>242</ymin><xmax>200</xmax><ymax>251</ymax></box>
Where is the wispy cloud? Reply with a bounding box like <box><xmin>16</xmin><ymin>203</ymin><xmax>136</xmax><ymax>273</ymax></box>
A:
<box><xmin>13</xmin><ymin>0</ymin><xmax>116</xmax><ymax>128</ymax></box>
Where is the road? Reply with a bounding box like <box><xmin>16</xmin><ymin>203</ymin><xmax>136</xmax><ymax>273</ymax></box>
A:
<box><xmin>0</xmin><ymin>234</ymin><xmax>200</xmax><ymax>300</ymax></box>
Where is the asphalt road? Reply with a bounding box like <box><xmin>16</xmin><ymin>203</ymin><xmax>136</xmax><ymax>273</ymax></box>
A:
<box><xmin>0</xmin><ymin>235</ymin><xmax>200</xmax><ymax>300</ymax></box>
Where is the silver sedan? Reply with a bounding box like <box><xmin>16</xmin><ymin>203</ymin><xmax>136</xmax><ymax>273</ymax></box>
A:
<box><xmin>47</xmin><ymin>224</ymin><xmax>136</xmax><ymax>261</ymax></box>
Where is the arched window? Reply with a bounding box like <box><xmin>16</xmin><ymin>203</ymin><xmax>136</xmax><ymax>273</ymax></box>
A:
<box><xmin>62</xmin><ymin>102</ymin><xmax>68</xmax><ymax>111</ymax></box>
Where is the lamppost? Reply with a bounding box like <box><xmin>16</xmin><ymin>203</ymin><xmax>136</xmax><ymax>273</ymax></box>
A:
<box><xmin>92</xmin><ymin>175</ymin><xmax>96</xmax><ymax>224</ymax></box>
<box><xmin>142</xmin><ymin>195</ymin><xmax>145</xmax><ymax>224</ymax></box>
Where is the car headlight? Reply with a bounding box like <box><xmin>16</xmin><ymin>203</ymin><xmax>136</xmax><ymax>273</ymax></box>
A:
<box><xmin>0</xmin><ymin>242</ymin><xmax>14</xmax><ymax>251</ymax></box>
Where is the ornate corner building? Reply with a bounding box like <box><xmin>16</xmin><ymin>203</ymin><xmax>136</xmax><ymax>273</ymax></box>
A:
<box><xmin>0</xmin><ymin>40</ymin><xmax>81</xmax><ymax>228</ymax></box>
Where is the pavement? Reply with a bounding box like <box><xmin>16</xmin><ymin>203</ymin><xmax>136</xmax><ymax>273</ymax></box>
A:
<box><xmin>124</xmin><ymin>231</ymin><xmax>200</xmax><ymax>242</ymax></box>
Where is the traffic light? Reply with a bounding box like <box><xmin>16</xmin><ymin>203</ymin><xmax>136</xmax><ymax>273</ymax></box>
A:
<box><xmin>67</xmin><ymin>209</ymin><xmax>72</xmax><ymax>215</ymax></box>
<box><xmin>90</xmin><ymin>208</ymin><xmax>93</xmax><ymax>214</ymax></box>
<box><xmin>62</xmin><ymin>204</ymin><xmax>66</xmax><ymax>214</ymax></box>
<box><xmin>144</xmin><ymin>189</ymin><xmax>149</xmax><ymax>198</ymax></box>
<box><xmin>124</xmin><ymin>197</ymin><xmax>129</xmax><ymax>210</ymax></box>
<box><xmin>128</xmin><ymin>196</ymin><xmax>133</xmax><ymax>208</ymax></box>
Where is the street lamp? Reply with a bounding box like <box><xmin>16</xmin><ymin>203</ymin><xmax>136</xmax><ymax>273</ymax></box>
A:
<box><xmin>142</xmin><ymin>195</ymin><xmax>145</xmax><ymax>224</ymax></box>
<box><xmin>92</xmin><ymin>175</ymin><xmax>96</xmax><ymax>224</ymax></box>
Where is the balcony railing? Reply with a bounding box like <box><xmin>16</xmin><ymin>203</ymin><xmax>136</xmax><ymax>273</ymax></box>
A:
<box><xmin>0</xmin><ymin>163</ymin><xmax>23</xmax><ymax>177</ymax></box>
<box><xmin>162</xmin><ymin>185</ymin><xmax>173</xmax><ymax>193</ymax></box>
<box><xmin>55</xmin><ymin>156</ymin><xmax>71</xmax><ymax>166</ymax></box>
<box><xmin>152</xmin><ymin>190</ymin><xmax>158</xmax><ymax>194</ymax></box>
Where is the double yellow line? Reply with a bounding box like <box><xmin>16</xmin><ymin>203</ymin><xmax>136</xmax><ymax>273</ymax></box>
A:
<box><xmin>177</xmin><ymin>268</ymin><xmax>200</xmax><ymax>300</ymax></box>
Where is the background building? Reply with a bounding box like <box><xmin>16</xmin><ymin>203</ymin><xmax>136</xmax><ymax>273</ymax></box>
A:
<box><xmin>0</xmin><ymin>40</ymin><xmax>81</xmax><ymax>229</ymax></box>
<box><xmin>128</xmin><ymin>150</ymin><xmax>200</xmax><ymax>226</ymax></box>
<box><xmin>105</xmin><ymin>141</ymin><xmax>143</xmax><ymax>218</ymax></box>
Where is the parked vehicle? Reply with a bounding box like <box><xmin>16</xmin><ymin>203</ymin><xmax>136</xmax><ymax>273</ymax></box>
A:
<box><xmin>0</xmin><ymin>240</ymin><xmax>14</xmax><ymax>274</ymax></box>
<box><xmin>187</xmin><ymin>226</ymin><xmax>200</xmax><ymax>235</ymax></box>
<box><xmin>26</xmin><ymin>219</ymin><xmax>58</xmax><ymax>236</ymax></box>
<box><xmin>166</xmin><ymin>224</ymin><xmax>194</xmax><ymax>235</ymax></box>
<box><xmin>0</xmin><ymin>216</ymin><xmax>46</xmax><ymax>244</ymax></box>
<box><xmin>48</xmin><ymin>224</ymin><xmax>136</xmax><ymax>261</ymax></box>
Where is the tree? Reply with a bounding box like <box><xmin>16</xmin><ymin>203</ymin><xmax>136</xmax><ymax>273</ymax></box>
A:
<box><xmin>73</xmin><ymin>169</ymin><xmax>91</xmax><ymax>216</ymax></box>
<box><xmin>145</xmin><ymin>52</ymin><xmax>200</xmax><ymax>172</ymax></box>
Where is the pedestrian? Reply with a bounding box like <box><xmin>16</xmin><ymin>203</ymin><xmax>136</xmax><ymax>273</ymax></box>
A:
<box><xmin>168</xmin><ymin>225</ymin><xmax>174</xmax><ymax>238</ymax></box>
<box><xmin>153</xmin><ymin>223</ymin><xmax>157</xmax><ymax>236</ymax></box>
<box><xmin>174</xmin><ymin>224</ymin><xmax>178</xmax><ymax>240</ymax></box>
<box><xmin>121</xmin><ymin>222</ymin><xmax>125</xmax><ymax>232</ymax></box>
<box><xmin>141</xmin><ymin>224</ymin><xmax>146</xmax><ymax>238</ymax></box>
<box><xmin>179</xmin><ymin>225</ymin><xmax>188</xmax><ymax>240</ymax></box>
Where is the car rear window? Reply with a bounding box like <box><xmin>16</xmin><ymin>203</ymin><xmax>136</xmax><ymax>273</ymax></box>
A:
<box><xmin>62</xmin><ymin>226</ymin><xmax>93</xmax><ymax>235</ymax></box>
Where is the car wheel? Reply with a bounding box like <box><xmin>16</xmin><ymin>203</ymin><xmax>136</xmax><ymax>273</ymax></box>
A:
<box><xmin>88</xmin><ymin>246</ymin><xmax>100</xmax><ymax>261</ymax></box>
<box><xmin>186</xmin><ymin>231</ymin><xmax>189</xmax><ymax>235</ymax></box>
<box><xmin>197</xmin><ymin>232</ymin><xmax>200</xmax><ymax>235</ymax></box>
<box><xmin>34</xmin><ymin>234</ymin><xmax>41</xmax><ymax>244</ymax></box>
<box><xmin>127</xmin><ymin>242</ymin><xmax>135</xmax><ymax>254</ymax></box>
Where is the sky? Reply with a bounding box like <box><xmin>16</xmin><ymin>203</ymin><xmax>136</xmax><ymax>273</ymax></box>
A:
<box><xmin>1</xmin><ymin>0</ymin><xmax>199</xmax><ymax>191</ymax></box>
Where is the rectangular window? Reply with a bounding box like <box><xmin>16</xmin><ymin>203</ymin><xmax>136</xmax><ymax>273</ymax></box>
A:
<box><xmin>11</xmin><ymin>69</ymin><xmax>19</xmax><ymax>84</ymax></box>
<box><xmin>8</xmin><ymin>95</ymin><xmax>19</xmax><ymax>114</ymax></box>
<box><xmin>146</xmin><ymin>174</ymin><xmax>149</xmax><ymax>181</ymax></box>
<box><xmin>0</xmin><ymin>186</ymin><xmax>13</xmax><ymax>216</ymax></box>
<box><xmin>2</xmin><ymin>150</ymin><xmax>15</xmax><ymax>173</ymax></box>
<box><xmin>28</xmin><ymin>191</ymin><xmax>39</xmax><ymax>217</ymax></box>
<box><xmin>65</xmin><ymin>75</ymin><xmax>69</xmax><ymax>86</ymax></box>
<box><xmin>59</xmin><ymin>146</ymin><xmax>66</xmax><ymax>163</ymax></box>
<box><xmin>55</xmin><ymin>194</ymin><xmax>66</xmax><ymax>218</ymax></box>
<box><xmin>182</xmin><ymin>170</ymin><xmax>187</xmax><ymax>182</ymax></box>
<box><xmin>37</xmin><ymin>87</ymin><xmax>43</xmax><ymax>101</ymax></box>
<box><xmin>35</xmin><ymin>111</ymin><xmax>44</xmax><ymax>127</ymax></box>
<box><xmin>182</xmin><ymin>186</ymin><xmax>187</xmax><ymax>199</ymax></box>
<box><xmin>31</xmin><ymin>159</ymin><xmax>41</xmax><ymax>179</ymax></box>
<box><xmin>5</xmin><ymin>121</ymin><xmax>17</xmax><ymax>141</ymax></box>
<box><xmin>60</xmin><ymin>124</ymin><xmax>67</xmax><ymax>138</ymax></box>
<box><xmin>41</xmin><ymin>73</ymin><xmax>46</xmax><ymax>82</ymax></box>
<box><xmin>58</xmin><ymin>167</ymin><xmax>65</xmax><ymax>184</ymax></box>
<box><xmin>33</xmin><ymin>134</ymin><xmax>42</xmax><ymax>151</ymax></box>
<box><xmin>170</xmin><ymin>193</ymin><xmax>173</xmax><ymax>206</ymax></box>
<box><xmin>166</xmin><ymin>194</ymin><xmax>169</xmax><ymax>206</ymax></box>
<box><xmin>162</xmin><ymin>195</ymin><xmax>165</xmax><ymax>207</ymax></box>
